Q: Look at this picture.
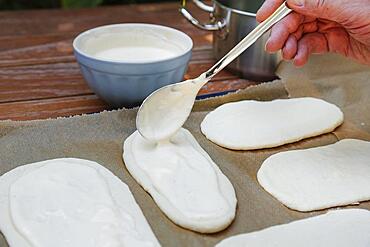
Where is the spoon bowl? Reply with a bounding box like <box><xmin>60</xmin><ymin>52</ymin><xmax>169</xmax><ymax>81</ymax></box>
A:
<box><xmin>136</xmin><ymin>74</ymin><xmax>207</xmax><ymax>142</ymax></box>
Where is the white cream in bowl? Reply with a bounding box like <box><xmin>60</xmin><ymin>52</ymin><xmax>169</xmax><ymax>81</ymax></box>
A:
<box><xmin>95</xmin><ymin>47</ymin><xmax>177</xmax><ymax>62</ymax></box>
<box><xmin>74</xmin><ymin>24</ymin><xmax>193</xmax><ymax>63</ymax></box>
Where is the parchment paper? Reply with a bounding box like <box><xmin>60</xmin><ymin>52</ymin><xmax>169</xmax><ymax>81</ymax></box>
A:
<box><xmin>0</xmin><ymin>54</ymin><xmax>369</xmax><ymax>246</ymax></box>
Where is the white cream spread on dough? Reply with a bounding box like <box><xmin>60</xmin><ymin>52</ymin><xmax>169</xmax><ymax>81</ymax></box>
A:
<box><xmin>200</xmin><ymin>97</ymin><xmax>344</xmax><ymax>150</ymax></box>
<box><xmin>216</xmin><ymin>209</ymin><xmax>370</xmax><ymax>247</ymax></box>
<box><xmin>137</xmin><ymin>73</ymin><xmax>208</xmax><ymax>142</ymax></box>
<box><xmin>258</xmin><ymin>139</ymin><xmax>370</xmax><ymax>212</ymax></box>
<box><xmin>123</xmin><ymin>128</ymin><xmax>237</xmax><ymax>233</ymax></box>
<box><xmin>0</xmin><ymin>158</ymin><xmax>160</xmax><ymax>247</ymax></box>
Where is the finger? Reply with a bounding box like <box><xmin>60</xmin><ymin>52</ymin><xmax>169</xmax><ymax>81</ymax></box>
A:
<box><xmin>286</xmin><ymin>0</ymin><xmax>342</xmax><ymax>21</ymax></box>
<box><xmin>303</xmin><ymin>15</ymin><xmax>316</xmax><ymax>23</ymax></box>
<box><xmin>294</xmin><ymin>33</ymin><xmax>328</xmax><ymax>67</ymax></box>
<box><xmin>256</xmin><ymin>0</ymin><xmax>285</xmax><ymax>22</ymax></box>
<box><xmin>291</xmin><ymin>21</ymin><xmax>318</xmax><ymax>41</ymax></box>
<box><xmin>317</xmin><ymin>20</ymin><xmax>342</xmax><ymax>32</ymax></box>
<box><xmin>282</xmin><ymin>35</ymin><xmax>298</xmax><ymax>60</ymax></box>
<box><xmin>292</xmin><ymin>25</ymin><xmax>304</xmax><ymax>40</ymax></box>
<box><xmin>303</xmin><ymin>21</ymin><xmax>318</xmax><ymax>33</ymax></box>
<box><xmin>265</xmin><ymin>12</ymin><xmax>304</xmax><ymax>52</ymax></box>
<box><xmin>322</xmin><ymin>27</ymin><xmax>350</xmax><ymax>55</ymax></box>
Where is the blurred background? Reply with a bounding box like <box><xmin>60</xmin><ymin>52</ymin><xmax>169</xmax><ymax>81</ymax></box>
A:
<box><xmin>0</xmin><ymin>0</ymin><xmax>177</xmax><ymax>10</ymax></box>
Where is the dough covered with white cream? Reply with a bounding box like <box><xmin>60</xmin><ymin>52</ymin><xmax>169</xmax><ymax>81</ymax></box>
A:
<box><xmin>0</xmin><ymin>158</ymin><xmax>160</xmax><ymax>247</ymax></box>
<box><xmin>201</xmin><ymin>97</ymin><xmax>343</xmax><ymax>150</ymax></box>
<box><xmin>123</xmin><ymin>128</ymin><xmax>237</xmax><ymax>233</ymax></box>
<box><xmin>216</xmin><ymin>209</ymin><xmax>370</xmax><ymax>247</ymax></box>
<box><xmin>258</xmin><ymin>139</ymin><xmax>370</xmax><ymax>211</ymax></box>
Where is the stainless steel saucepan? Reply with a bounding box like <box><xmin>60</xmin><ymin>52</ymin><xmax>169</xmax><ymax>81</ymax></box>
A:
<box><xmin>180</xmin><ymin>0</ymin><xmax>281</xmax><ymax>81</ymax></box>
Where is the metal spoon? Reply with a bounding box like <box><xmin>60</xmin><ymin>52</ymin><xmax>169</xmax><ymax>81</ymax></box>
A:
<box><xmin>136</xmin><ymin>2</ymin><xmax>292</xmax><ymax>142</ymax></box>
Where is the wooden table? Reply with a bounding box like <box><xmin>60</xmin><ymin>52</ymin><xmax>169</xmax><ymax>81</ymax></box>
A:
<box><xmin>0</xmin><ymin>2</ymin><xmax>256</xmax><ymax>121</ymax></box>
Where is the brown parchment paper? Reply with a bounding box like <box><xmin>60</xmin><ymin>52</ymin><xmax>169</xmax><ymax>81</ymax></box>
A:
<box><xmin>0</xmin><ymin>54</ymin><xmax>369</xmax><ymax>247</ymax></box>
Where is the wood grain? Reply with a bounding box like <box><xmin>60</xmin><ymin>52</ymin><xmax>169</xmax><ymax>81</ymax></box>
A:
<box><xmin>0</xmin><ymin>2</ymin><xmax>255</xmax><ymax>121</ymax></box>
<box><xmin>0</xmin><ymin>58</ymin><xmax>238</xmax><ymax>104</ymax></box>
<box><xmin>0</xmin><ymin>95</ymin><xmax>109</xmax><ymax>121</ymax></box>
<box><xmin>0</xmin><ymin>78</ymin><xmax>256</xmax><ymax>121</ymax></box>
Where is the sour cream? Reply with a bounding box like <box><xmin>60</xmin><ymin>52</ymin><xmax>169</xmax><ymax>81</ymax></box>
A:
<box><xmin>95</xmin><ymin>47</ymin><xmax>178</xmax><ymax>62</ymax></box>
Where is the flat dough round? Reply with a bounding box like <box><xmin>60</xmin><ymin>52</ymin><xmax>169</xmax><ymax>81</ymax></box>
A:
<box><xmin>0</xmin><ymin>158</ymin><xmax>160</xmax><ymax>247</ymax></box>
<box><xmin>258</xmin><ymin>139</ymin><xmax>370</xmax><ymax>212</ymax></box>
<box><xmin>123</xmin><ymin>128</ymin><xmax>237</xmax><ymax>233</ymax></box>
<box><xmin>216</xmin><ymin>209</ymin><xmax>370</xmax><ymax>247</ymax></box>
<box><xmin>200</xmin><ymin>97</ymin><xmax>343</xmax><ymax>150</ymax></box>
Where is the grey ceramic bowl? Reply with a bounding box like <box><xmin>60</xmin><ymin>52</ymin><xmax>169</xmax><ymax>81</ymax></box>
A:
<box><xmin>73</xmin><ymin>23</ymin><xmax>193</xmax><ymax>107</ymax></box>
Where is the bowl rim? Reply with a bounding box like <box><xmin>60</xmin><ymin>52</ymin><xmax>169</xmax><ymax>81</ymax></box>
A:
<box><xmin>73</xmin><ymin>23</ymin><xmax>193</xmax><ymax>65</ymax></box>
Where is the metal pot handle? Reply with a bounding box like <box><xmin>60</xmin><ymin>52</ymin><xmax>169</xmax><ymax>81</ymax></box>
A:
<box><xmin>192</xmin><ymin>0</ymin><xmax>213</xmax><ymax>12</ymax></box>
<box><xmin>179</xmin><ymin>0</ymin><xmax>225</xmax><ymax>31</ymax></box>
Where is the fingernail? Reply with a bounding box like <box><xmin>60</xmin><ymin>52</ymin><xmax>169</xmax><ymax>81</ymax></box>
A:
<box><xmin>289</xmin><ymin>0</ymin><xmax>304</xmax><ymax>7</ymax></box>
<box><xmin>265</xmin><ymin>42</ymin><xmax>277</xmax><ymax>54</ymax></box>
<box><xmin>294</xmin><ymin>58</ymin><xmax>305</xmax><ymax>67</ymax></box>
<box><xmin>265</xmin><ymin>41</ymin><xmax>272</xmax><ymax>53</ymax></box>
<box><xmin>264</xmin><ymin>42</ymin><xmax>268</xmax><ymax>52</ymax></box>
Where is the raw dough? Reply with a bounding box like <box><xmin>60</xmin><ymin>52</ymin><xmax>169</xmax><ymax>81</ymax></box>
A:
<box><xmin>258</xmin><ymin>139</ymin><xmax>370</xmax><ymax>211</ymax></box>
<box><xmin>0</xmin><ymin>158</ymin><xmax>160</xmax><ymax>247</ymax></box>
<box><xmin>216</xmin><ymin>209</ymin><xmax>370</xmax><ymax>247</ymax></box>
<box><xmin>123</xmin><ymin>128</ymin><xmax>237</xmax><ymax>233</ymax></box>
<box><xmin>200</xmin><ymin>97</ymin><xmax>343</xmax><ymax>150</ymax></box>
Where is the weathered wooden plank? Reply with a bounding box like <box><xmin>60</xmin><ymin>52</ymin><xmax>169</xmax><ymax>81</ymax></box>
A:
<box><xmin>0</xmin><ymin>3</ymin><xmax>212</xmax><ymax>38</ymax></box>
<box><xmin>0</xmin><ymin>1</ymin><xmax>251</xmax><ymax>122</ymax></box>
<box><xmin>0</xmin><ymin>95</ymin><xmax>109</xmax><ymax>121</ymax></box>
<box><xmin>0</xmin><ymin>40</ymin><xmax>213</xmax><ymax>67</ymax></box>
<box><xmin>0</xmin><ymin>62</ymin><xmax>89</xmax><ymax>103</ymax></box>
<box><xmin>199</xmin><ymin>79</ymin><xmax>257</xmax><ymax>95</ymax></box>
<box><xmin>0</xmin><ymin>78</ymin><xmax>254</xmax><ymax>121</ymax></box>
<box><xmin>185</xmin><ymin>62</ymin><xmax>238</xmax><ymax>80</ymax></box>
<box><xmin>0</xmin><ymin>59</ymin><xmax>237</xmax><ymax>103</ymax></box>
<box><xmin>0</xmin><ymin>28</ymin><xmax>212</xmax><ymax>53</ymax></box>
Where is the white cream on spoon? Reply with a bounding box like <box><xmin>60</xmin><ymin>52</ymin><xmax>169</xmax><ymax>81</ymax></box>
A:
<box><xmin>136</xmin><ymin>73</ymin><xmax>208</xmax><ymax>141</ymax></box>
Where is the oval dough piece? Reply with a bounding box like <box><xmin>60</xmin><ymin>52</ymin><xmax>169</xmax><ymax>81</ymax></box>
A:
<box><xmin>123</xmin><ymin>128</ymin><xmax>237</xmax><ymax>233</ymax></box>
<box><xmin>0</xmin><ymin>158</ymin><xmax>160</xmax><ymax>247</ymax></box>
<box><xmin>216</xmin><ymin>209</ymin><xmax>370</xmax><ymax>247</ymax></box>
<box><xmin>258</xmin><ymin>139</ymin><xmax>370</xmax><ymax>212</ymax></box>
<box><xmin>201</xmin><ymin>97</ymin><xmax>343</xmax><ymax>150</ymax></box>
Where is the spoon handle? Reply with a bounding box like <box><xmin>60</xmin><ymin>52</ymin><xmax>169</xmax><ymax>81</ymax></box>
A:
<box><xmin>204</xmin><ymin>2</ymin><xmax>292</xmax><ymax>80</ymax></box>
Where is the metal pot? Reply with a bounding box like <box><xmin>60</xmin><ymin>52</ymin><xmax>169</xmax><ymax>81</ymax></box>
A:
<box><xmin>180</xmin><ymin>0</ymin><xmax>281</xmax><ymax>81</ymax></box>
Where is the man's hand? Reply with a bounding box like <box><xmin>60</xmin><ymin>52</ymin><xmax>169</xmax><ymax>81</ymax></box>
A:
<box><xmin>257</xmin><ymin>0</ymin><xmax>370</xmax><ymax>66</ymax></box>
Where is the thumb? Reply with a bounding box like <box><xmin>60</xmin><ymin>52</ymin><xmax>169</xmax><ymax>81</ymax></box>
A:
<box><xmin>286</xmin><ymin>0</ymin><xmax>340</xmax><ymax>21</ymax></box>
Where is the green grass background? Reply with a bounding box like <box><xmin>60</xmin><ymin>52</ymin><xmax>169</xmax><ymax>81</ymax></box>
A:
<box><xmin>0</xmin><ymin>0</ymin><xmax>178</xmax><ymax>10</ymax></box>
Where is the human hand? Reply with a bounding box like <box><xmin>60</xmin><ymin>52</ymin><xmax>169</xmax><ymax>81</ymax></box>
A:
<box><xmin>257</xmin><ymin>0</ymin><xmax>370</xmax><ymax>66</ymax></box>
